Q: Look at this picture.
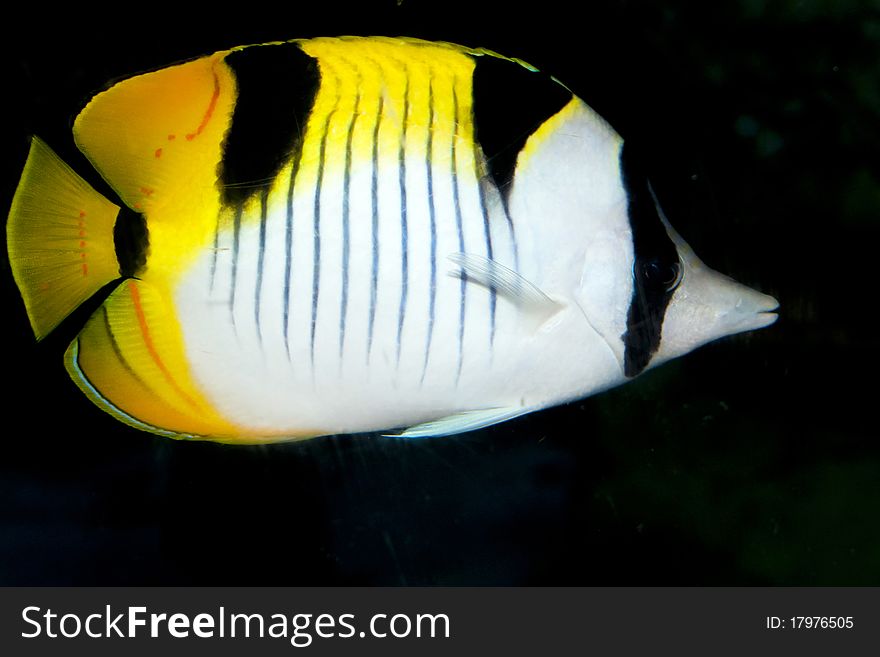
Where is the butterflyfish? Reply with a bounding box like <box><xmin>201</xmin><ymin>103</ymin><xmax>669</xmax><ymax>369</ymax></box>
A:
<box><xmin>6</xmin><ymin>36</ymin><xmax>779</xmax><ymax>443</ymax></box>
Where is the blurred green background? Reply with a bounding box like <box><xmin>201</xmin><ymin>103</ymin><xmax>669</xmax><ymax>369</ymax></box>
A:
<box><xmin>1</xmin><ymin>0</ymin><xmax>878</xmax><ymax>585</ymax></box>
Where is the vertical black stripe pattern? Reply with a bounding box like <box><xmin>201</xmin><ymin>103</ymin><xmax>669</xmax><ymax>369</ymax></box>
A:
<box><xmin>420</xmin><ymin>76</ymin><xmax>437</xmax><ymax>385</ymax></box>
<box><xmin>209</xmin><ymin>213</ymin><xmax>220</xmax><ymax>292</ymax></box>
<box><xmin>503</xmin><ymin>207</ymin><xmax>519</xmax><ymax>273</ymax></box>
<box><xmin>620</xmin><ymin>142</ymin><xmax>681</xmax><ymax>377</ymax></box>
<box><xmin>367</xmin><ymin>94</ymin><xmax>383</xmax><ymax>363</ymax></box>
<box><xmin>396</xmin><ymin>72</ymin><xmax>410</xmax><ymax>367</ymax></box>
<box><xmin>311</xmin><ymin>87</ymin><xmax>339</xmax><ymax>367</ymax></box>
<box><xmin>477</xmin><ymin>175</ymin><xmax>497</xmax><ymax>347</ymax></box>
<box><xmin>283</xmin><ymin>142</ymin><xmax>301</xmax><ymax>361</ymax></box>
<box><xmin>451</xmin><ymin>82</ymin><xmax>467</xmax><ymax>384</ymax></box>
<box><xmin>339</xmin><ymin>87</ymin><xmax>361</xmax><ymax>361</ymax></box>
<box><xmin>229</xmin><ymin>204</ymin><xmax>243</xmax><ymax>332</ymax></box>
<box><xmin>254</xmin><ymin>189</ymin><xmax>268</xmax><ymax>346</ymax></box>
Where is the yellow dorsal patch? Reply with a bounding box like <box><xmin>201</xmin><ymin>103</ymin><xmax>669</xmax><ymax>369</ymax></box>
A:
<box><xmin>515</xmin><ymin>97</ymin><xmax>584</xmax><ymax>171</ymax></box>
<box><xmin>292</xmin><ymin>37</ymin><xmax>479</xmax><ymax>187</ymax></box>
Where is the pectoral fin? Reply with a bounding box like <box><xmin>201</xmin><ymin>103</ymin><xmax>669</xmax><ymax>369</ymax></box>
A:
<box><xmin>448</xmin><ymin>252</ymin><xmax>562</xmax><ymax>329</ymax></box>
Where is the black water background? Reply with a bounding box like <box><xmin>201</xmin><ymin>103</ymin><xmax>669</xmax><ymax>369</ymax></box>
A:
<box><xmin>1</xmin><ymin>1</ymin><xmax>877</xmax><ymax>585</ymax></box>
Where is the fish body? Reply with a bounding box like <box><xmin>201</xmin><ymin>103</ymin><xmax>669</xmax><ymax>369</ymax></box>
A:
<box><xmin>7</xmin><ymin>36</ymin><xmax>778</xmax><ymax>442</ymax></box>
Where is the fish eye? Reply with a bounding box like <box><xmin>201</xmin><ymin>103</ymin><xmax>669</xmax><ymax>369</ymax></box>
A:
<box><xmin>643</xmin><ymin>259</ymin><xmax>683</xmax><ymax>291</ymax></box>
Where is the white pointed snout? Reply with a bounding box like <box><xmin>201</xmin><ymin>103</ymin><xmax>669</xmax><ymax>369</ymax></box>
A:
<box><xmin>696</xmin><ymin>267</ymin><xmax>779</xmax><ymax>334</ymax></box>
<box><xmin>655</xmin><ymin>257</ymin><xmax>778</xmax><ymax>366</ymax></box>
<box><xmin>730</xmin><ymin>284</ymin><xmax>779</xmax><ymax>332</ymax></box>
<box><xmin>647</xmin><ymin>201</ymin><xmax>779</xmax><ymax>367</ymax></box>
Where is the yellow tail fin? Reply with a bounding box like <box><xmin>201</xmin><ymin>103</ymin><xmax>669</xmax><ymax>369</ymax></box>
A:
<box><xmin>7</xmin><ymin>137</ymin><xmax>121</xmax><ymax>340</ymax></box>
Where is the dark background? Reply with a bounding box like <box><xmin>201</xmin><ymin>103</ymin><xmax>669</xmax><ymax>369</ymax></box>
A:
<box><xmin>1</xmin><ymin>0</ymin><xmax>877</xmax><ymax>585</ymax></box>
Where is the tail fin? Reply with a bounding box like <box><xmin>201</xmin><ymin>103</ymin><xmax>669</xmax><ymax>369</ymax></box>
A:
<box><xmin>7</xmin><ymin>137</ymin><xmax>121</xmax><ymax>340</ymax></box>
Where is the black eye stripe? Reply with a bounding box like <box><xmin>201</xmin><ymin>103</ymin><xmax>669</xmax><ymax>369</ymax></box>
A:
<box><xmin>619</xmin><ymin>142</ymin><xmax>680</xmax><ymax>377</ymax></box>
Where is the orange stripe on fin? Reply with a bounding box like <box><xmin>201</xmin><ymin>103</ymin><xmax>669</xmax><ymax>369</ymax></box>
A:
<box><xmin>63</xmin><ymin>280</ymin><xmax>245</xmax><ymax>440</ymax></box>
<box><xmin>73</xmin><ymin>52</ymin><xmax>236</xmax><ymax>217</ymax></box>
<box><xmin>128</xmin><ymin>280</ymin><xmax>201</xmax><ymax>412</ymax></box>
<box><xmin>186</xmin><ymin>68</ymin><xmax>221</xmax><ymax>141</ymax></box>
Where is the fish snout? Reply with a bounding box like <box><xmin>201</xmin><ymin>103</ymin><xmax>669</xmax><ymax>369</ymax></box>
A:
<box><xmin>721</xmin><ymin>283</ymin><xmax>779</xmax><ymax>334</ymax></box>
<box><xmin>652</xmin><ymin>262</ymin><xmax>778</xmax><ymax>367</ymax></box>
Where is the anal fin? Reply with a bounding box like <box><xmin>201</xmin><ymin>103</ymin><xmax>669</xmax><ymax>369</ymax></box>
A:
<box><xmin>64</xmin><ymin>279</ymin><xmax>240</xmax><ymax>439</ymax></box>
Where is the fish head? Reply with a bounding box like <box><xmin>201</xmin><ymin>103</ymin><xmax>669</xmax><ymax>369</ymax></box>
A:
<box><xmin>647</xmin><ymin>210</ymin><xmax>779</xmax><ymax>368</ymax></box>
<box><xmin>512</xmin><ymin>96</ymin><xmax>776</xmax><ymax>380</ymax></box>
<box><xmin>575</xmin><ymin>140</ymin><xmax>778</xmax><ymax>380</ymax></box>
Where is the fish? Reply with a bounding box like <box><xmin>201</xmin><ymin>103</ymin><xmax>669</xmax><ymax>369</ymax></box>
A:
<box><xmin>6</xmin><ymin>36</ymin><xmax>779</xmax><ymax>443</ymax></box>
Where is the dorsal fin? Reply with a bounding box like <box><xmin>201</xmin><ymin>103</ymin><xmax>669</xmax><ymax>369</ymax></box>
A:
<box><xmin>73</xmin><ymin>51</ymin><xmax>237</xmax><ymax>215</ymax></box>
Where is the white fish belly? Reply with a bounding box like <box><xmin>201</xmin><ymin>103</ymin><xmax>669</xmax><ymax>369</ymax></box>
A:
<box><xmin>172</xmin><ymin>151</ymin><xmax>617</xmax><ymax>437</ymax></box>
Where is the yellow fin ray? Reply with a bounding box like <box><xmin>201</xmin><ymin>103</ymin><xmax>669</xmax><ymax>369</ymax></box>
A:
<box><xmin>7</xmin><ymin>137</ymin><xmax>121</xmax><ymax>340</ymax></box>
<box><xmin>64</xmin><ymin>279</ymin><xmax>241</xmax><ymax>439</ymax></box>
